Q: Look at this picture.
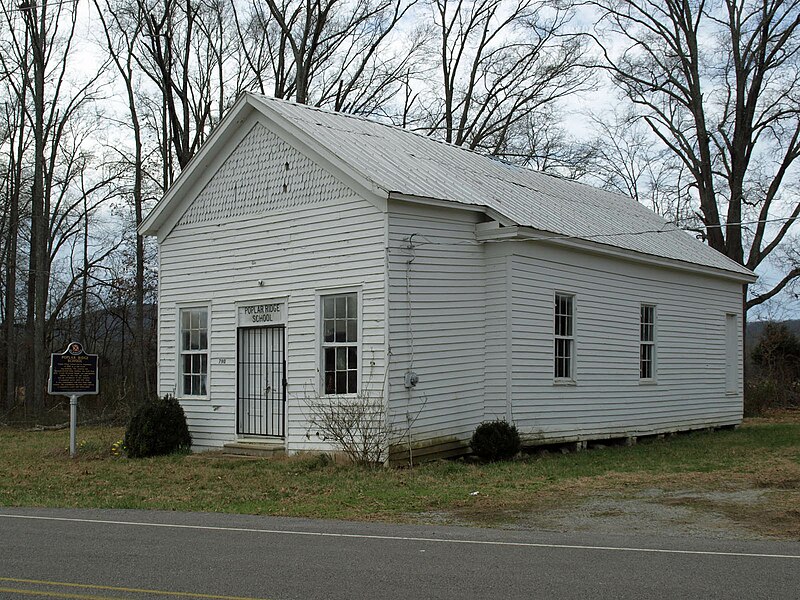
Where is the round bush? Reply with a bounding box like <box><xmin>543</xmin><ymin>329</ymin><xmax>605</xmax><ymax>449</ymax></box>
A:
<box><xmin>124</xmin><ymin>394</ymin><xmax>192</xmax><ymax>458</ymax></box>
<box><xmin>470</xmin><ymin>420</ymin><xmax>521</xmax><ymax>461</ymax></box>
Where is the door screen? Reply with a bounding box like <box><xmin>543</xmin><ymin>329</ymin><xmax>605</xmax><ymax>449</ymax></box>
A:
<box><xmin>237</xmin><ymin>326</ymin><xmax>285</xmax><ymax>437</ymax></box>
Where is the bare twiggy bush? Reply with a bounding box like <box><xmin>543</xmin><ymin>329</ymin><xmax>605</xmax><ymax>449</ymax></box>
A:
<box><xmin>305</xmin><ymin>387</ymin><xmax>393</xmax><ymax>466</ymax></box>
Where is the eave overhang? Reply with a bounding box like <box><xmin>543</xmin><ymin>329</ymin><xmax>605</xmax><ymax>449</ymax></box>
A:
<box><xmin>475</xmin><ymin>222</ymin><xmax>758</xmax><ymax>284</ymax></box>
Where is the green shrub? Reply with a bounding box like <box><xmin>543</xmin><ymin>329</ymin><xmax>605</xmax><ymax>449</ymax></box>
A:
<box><xmin>124</xmin><ymin>395</ymin><xmax>191</xmax><ymax>458</ymax></box>
<box><xmin>470</xmin><ymin>420</ymin><xmax>521</xmax><ymax>461</ymax></box>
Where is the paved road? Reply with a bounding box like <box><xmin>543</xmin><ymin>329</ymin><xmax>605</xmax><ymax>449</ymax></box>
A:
<box><xmin>0</xmin><ymin>507</ymin><xmax>798</xmax><ymax>599</ymax></box>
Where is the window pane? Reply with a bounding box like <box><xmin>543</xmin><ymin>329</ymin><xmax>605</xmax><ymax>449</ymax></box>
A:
<box><xmin>335</xmin><ymin>319</ymin><xmax>347</xmax><ymax>342</ymax></box>
<box><xmin>190</xmin><ymin>329</ymin><xmax>199</xmax><ymax>350</ymax></box>
<box><xmin>324</xmin><ymin>348</ymin><xmax>335</xmax><ymax>372</ymax></box>
<box><xmin>190</xmin><ymin>310</ymin><xmax>199</xmax><ymax>329</ymax></box>
<box><xmin>346</xmin><ymin>294</ymin><xmax>357</xmax><ymax>318</ymax></box>
<box><xmin>183</xmin><ymin>354</ymin><xmax>193</xmax><ymax>374</ymax></box>
<box><xmin>183</xmin><ymin>375</ymin><xmax>192</xmax><ymax>396</ymax></box>
<box><xmin>346</xmin><ymin>319</ymin><xmax>357</xmax><ymax>342</ymax></box>
<box><xmin>347</xmin><ymin>370</ymin><xmax>357</xmax><ymax>393</ymax></box>
<box><xmin>336</xmin><ymin>372</ymin><xmax>347</xmax><ymax>394</ymax></box>
<box><xmin>200</xmin><ymin>374</ymin><xmax>207</xmax><ymax>396</ymax></box>
<box><xmin>336</xmin><ymin>347</ymin><xmax>347</xmax><ymax>370</ymax></box>
<box><xmin>200</xmin><ymin>310</ymin><xmax>208</xmax><ymax>329</ymax></box>
<box><xmin>348</xmin><ymin>346</ymin><xmax>357</xmax><ymax>369</ymax></box>
<box><xmin>200</xmin><ymin>330</ymin><xmax>208</xmax><ymax>350</ymax></box>
<box><xmin>323</xmin><ymin>297</ymin><xmax>334</xmax><ymax>319</ymax></box>
<box><xmin>181</xmin><ymin>311</ymin><xmax>190</xmax><ymax>330</ymax></box>
<box><xmin>324</xmin><ymin>319</ymin><xmax>334</xmax><ymax>343</ymax></box>
<box><xmin>182</xmin><ymin>331</ymin><xmax>190</xmax><ymax>351</ymax></box>
<box><xmin>335</xmin><ymin>296</ymin><xmax>347</xmax><ymax>318</ymax></box>
<box><xmin>325</xmin><ymin>372</ymin><xmax>336</xmax><ymax>395</ymax></box>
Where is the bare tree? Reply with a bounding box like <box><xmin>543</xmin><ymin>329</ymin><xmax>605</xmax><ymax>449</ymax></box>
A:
<box><xmin>417</xmin><ymin>0</ymin><xmax>590</xmax><ymax>164</ymax></box>
<box><xmin>0</xmin><ymin>0</ymin><xmax>109</xmax><ymax>414</ymax></box>
<box><xmin>586</xmin><ymin>109</ymin><xmax>696</xmax><ymax>225</ymax></box>
<box><xmin>134</xmin><ymin>0</ymin><xmax>231</xmax><ymax>176</ymax></box>
<box><xmin>590</xmin><ymin>0</ymin><xmax>800</xmax><ymax>312</ymax></box>
<box><xmin>235</xmin><ymin>0</ymin><xmax>424</xmax><ymax>117</ymax></box>
<box><xmin>0</xmin><ymin>93</ymin><xmax>29</xmax><ymax>413</ymax></box>
<box><xmin>93</xmin><ymin>0</ymin><xmax>156</xmax><ymax>405</ymax></box>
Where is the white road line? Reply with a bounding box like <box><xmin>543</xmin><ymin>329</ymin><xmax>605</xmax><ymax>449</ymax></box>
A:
<box><xmin>1</xmin><ymin>512</ymin><xmax>798</xmax><ymax>560</ymax></box>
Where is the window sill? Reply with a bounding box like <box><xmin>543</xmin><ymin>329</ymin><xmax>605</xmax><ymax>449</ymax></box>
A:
<box><xmin>177</xmin><ymin>395</ymin><xmax>209</xmax><ymax>401</ymax></box>
<box><xmin>553</xmin><ymin>379</ymin><xmax>576</xmax><ymax>386</ymax></box>
<box><xmin>639</xmin><ymin>379</ymin><xmax>658</xmax><ymax>385</ymax></box>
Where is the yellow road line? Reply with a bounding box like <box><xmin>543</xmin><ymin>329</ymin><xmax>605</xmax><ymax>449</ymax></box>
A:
<box><xmin>0</xmin><ymin>578</ymin><xmax>272</xmax><ymax>600</ymax></box>
<box><xmin>0</xmin><ymin>587</ymin><xmax>118</xmax><ymax>600</ymax></box>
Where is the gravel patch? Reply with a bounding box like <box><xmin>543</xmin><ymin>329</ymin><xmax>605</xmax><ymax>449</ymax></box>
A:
<box><xmin>513</xmin><ymin>491</ymin><xmax>768</xmax><ymax>540</ymax></box>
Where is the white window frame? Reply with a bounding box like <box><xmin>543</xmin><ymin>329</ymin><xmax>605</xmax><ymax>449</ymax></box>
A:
<box><xmin>640</xmin><ymin>304</ymin><xmax>657</xmax><ymax>382</ymax></box>
<box><xmin>177</xmin><ymin>303</ymin><xmax>210</xmax><ymax>399</ymax></box>
<box><xmin>554</xmin><ymin>292</ymin><xmax>576</xmax><ymax>383</ymax></box>
<box><xmin>725</xmin><ymin>313</ymin><xmax>738</xmax><ymax>394</ymax></box>
<box><xmin>317</xmin><ymin>287</ymin><xmax>362</xmax><ymax>396</ymax></box>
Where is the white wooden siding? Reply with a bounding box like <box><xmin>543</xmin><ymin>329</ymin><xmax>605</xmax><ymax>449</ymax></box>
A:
<box><xmin>157</xmin><ymin>119</ymin><xmax>386</xmax><ymax>451</ymax></box>
<box><xmin>493</xmin><ymin>242</ymin><xmax>744</xmax><ymax>441</ymax></box>
<box><xmin>386</xmin><ymin>200</ymin><xmax>486</xmax><ymax>455</ymax></box>
<box><xmin>387</xmin><ymin>202</ymin><xmax>744</xmax><ymax>457</ymax></box>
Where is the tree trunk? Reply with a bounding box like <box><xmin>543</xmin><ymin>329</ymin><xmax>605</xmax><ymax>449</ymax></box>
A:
<box><xmin>24</xmin><ymin>1</ymin><xmax>49</xmax><ymax>416</ymax></box>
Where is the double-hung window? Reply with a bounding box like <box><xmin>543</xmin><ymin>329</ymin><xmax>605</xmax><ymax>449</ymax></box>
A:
<box><xmin>640</xmin><ymin>304</ymin><xmax>656</xmax><ymax>380</ymax></box>
<box><xmin>554</xmin><ymin>293</ymin><xmax>575</xmax><ymax>380</ymax></box>
<box><xmin>321</xmin><ymin>292</ymin><xmax>358</xmax><ymax>394</ymax></box>
<box><xmin>180</xmin><ymin>307</ymin><xmax>208</xmax><ymax>396</ymax></box>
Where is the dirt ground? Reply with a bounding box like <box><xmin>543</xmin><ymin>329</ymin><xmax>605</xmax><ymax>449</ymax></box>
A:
<box><xmin>441</xmin><ymin>411</ymin><xmax>800</xmax><ymax>541</ymax></box>
<box><xmin>511</xmin><ymin>487</ymin><xmax>796</xmax><ymax>541</ymax></box>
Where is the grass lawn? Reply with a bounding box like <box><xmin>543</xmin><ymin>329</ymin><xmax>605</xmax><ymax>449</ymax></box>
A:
<box><xmin>1</xmin><ymin>412</ymin><xmax>799</xmax><ymax>537</ymax></box>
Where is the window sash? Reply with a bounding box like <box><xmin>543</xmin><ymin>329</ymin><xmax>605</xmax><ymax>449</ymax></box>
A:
<box><xmin>640</xmin><ymin>305</ymin><xmax>656</xmax><ymax>380</ymax></box>
<box><xmin>321</xmin><ymin>292</ymin><xmax>358</xmax><ymax>395</ymax></box>
<box><xmin>554</xmin><ymin>293</ymin><xmax>575</xmax><ymax>380</ymax></box>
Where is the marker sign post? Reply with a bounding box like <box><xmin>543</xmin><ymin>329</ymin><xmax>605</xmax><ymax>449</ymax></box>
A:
<box><xmin>49</xmin><ymin>342</ymin><xmax>99</xmax><ymax>458</ymax></box>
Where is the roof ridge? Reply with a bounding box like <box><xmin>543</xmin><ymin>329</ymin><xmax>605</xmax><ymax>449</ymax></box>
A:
<box><xmin>253</xmin><ymin>93</ymin><xmax>481</xmax><ymax>153</ymax></box>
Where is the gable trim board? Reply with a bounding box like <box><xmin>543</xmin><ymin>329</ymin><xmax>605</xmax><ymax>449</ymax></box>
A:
<box><xmin>142</xmin><ymin>93</ymin><xmax>755</xmax><ymax>461</ymax></box>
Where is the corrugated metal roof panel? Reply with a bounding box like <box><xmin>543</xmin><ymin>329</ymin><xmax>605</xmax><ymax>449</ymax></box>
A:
<box><xmin>256</xmin><ymin>95</ymin><xmax>752</xmax><ymax>277</ymax></box>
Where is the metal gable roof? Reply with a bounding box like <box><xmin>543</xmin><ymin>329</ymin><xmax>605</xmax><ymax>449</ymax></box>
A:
<box><xmin>218</xmin><ymin>94</ymin><xmax>756</xmax><ymax>278</ymax></box>
<box><xmin>144</xmin><ymin>92</ymin><xmax>754</xmax><ymax>281</ymax></box>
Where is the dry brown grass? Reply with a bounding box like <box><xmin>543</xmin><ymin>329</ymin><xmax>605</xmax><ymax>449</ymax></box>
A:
<box><xmin>1</xmin><ymin>412</ymin><xmax>798</xmax><ymax>539</ymax></box>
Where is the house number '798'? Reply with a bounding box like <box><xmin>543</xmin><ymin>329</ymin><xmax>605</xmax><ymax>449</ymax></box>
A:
<box><xmin>218</xmin><ymin>358</ymin><xmax>227</xmax><ymax>364</ymax></box>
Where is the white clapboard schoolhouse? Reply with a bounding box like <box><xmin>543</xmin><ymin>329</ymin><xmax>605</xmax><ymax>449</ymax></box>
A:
<box><xmin>140</xmin><ymin>92</ymin><xmax>756</xmax><ymax>461</ymax></box>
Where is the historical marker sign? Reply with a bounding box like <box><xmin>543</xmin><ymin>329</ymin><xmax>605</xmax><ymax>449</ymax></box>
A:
<box><xmin>49</xmin><ymin>342</ymin><xmax>99</xmax><ymax>396</ymax></box>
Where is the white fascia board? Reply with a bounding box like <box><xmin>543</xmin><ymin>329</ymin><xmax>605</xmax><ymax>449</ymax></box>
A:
<box><xmin>247</xmin><ymin>93</ymin><xmax>389</xmax><ymax>212</ymax></box>
<box><xmin>139</xmin><ymin>95</ymin><xmax>255</xmax><ymax>237</ymax></box>
<box><xmin>479</xmin><ymin>225</ymin><xmax>758</xmax><ymax>284</ymax></box>
<box><xmin>387</xmin><ymin>192</ymin><xmax>516</xmax><ymax>226</ymax></box>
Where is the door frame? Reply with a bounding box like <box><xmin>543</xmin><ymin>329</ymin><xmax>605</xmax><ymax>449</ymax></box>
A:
<box><xmin>235</xmin><ymin>324</ymin><xmax>286</xmax><ymax>438</ymax></box>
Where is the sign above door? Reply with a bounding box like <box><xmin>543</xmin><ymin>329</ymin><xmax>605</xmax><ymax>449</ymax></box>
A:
<box><xmin>238</xmin><ymin>299</ymin><xmax>287</xmax><ymax>327</ymax></box>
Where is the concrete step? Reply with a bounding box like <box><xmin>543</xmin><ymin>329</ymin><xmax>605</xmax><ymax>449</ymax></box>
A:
<box><xmin>222</xmin><ymin>441</ymin><xmax>286</xmax><ymax>458</ymax></box>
